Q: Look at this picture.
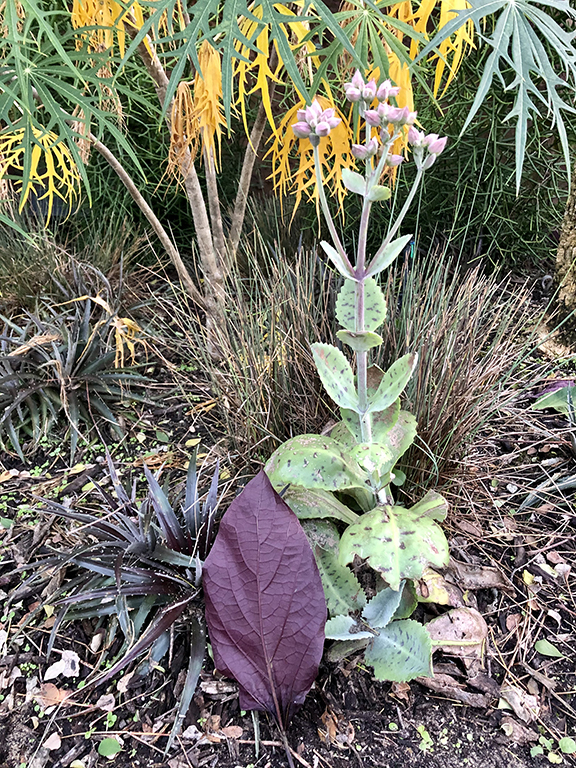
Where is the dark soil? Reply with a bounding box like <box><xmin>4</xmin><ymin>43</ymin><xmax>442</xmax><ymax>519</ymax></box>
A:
<box><xmin>1</xmin><ymin>360</ymin><xmax>575</xmax><ymax>768</ymax></box>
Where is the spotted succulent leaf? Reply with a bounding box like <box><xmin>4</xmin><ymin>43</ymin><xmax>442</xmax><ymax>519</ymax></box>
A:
<box><xmin>339</xmin><ymin>502</ymin><xmax>449</xmax><ymax>590</ymax></box>
<box><xmin>335</xmin><ymin>278</ymin><xmax>387</xmax><ymax>332</ymax></box>
<box><xmin>265</xmin><ymin>435</ymin><xmax>369</xmax><ymax>493</ymax></box>
<box><xmin>311</xmin><ymin>343</ymin><xmax>359</xmax><ymax>412</ymax></box>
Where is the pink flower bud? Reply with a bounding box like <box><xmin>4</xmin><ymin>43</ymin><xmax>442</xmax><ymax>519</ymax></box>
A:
<box><xmin>422</xmin><ymin>133</ymin><xmax>438</xmax><ymax>146</ymax></box>
<box><xmin>351</xmin><ymin>69</ymin><xmax>365</xmax><ymax>89</ymax></box>
<box><xmin>344</xmin><ymin>85</ymin><xmax>362</xmax><ymax>102</ymax></box>
<box><xmin>422</xmin><ymin>153</ymin><xmax>437</xmax><ymax>170</ymax></box>
<box><xmin>362</xmin><ymin>78</ymin><xmax>377</xmax><ymax>101</ymax></box>
<box><xmin>315</xmin><ymin>121</ymin><xmax>331</xmax><ymax>137</ymax></box>
<box><xmin>408</xmin><ymin>126</ymin><xmax>425</xmax><ymax>145</ymax></box>
<box><xmin>427</xmin><ymin>136</ymin><xmax>448</xmax><ymax>155</ymax></box>
<box><xmin>364</xmin><ymin>109</ymin><xmax>382</xmax><ymax>127</ymax></box>
<box><xmin>292</xmin><ymin>121</ymin><xmax>311</xmax><ymax>138</ymax></box>
<box><xmin>327</xmin><ymin>115</ymin><xmax>342</xmax><ymax>129</ymax></box>
<box><xmin>376</xmin><ymin>79</ymin><xmax>392</xmax><ymax>101</ymax></box>
<box><xmin>386</xmin><ymin>153</ymin><xmax>404</xmax><ymax>167</ymax></box>
<box><xmin>386</xmin><ymin>106</ymin><xmax>403</xmax><ymax>123</ymax></box>
<box><xmin>405</xmin><ymin>110</ymin><xmax>417</xmax><ymax>125</ymax></box>
<box><xmin>388</xmin><ymin>85</ymin><xmax>400</xmax><ymax>98</ymax></box>
<box><xmin>352</xmin><ymin>137</ymin><xmax>378</xmax><ymax>160</ymax></box>
<box><xmin>297</xmin><ymin>109</ymin><xmax>307</xmax><ymax>121</ymax></box>
<box><xmin>351</xmin><ymin>143</ymin><xmax>369</xmax><ymax>160</ymax></box>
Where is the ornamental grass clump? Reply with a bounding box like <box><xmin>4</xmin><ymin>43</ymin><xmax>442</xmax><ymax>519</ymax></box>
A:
<box><xmin>264</xmin><ymin>72</ymin><xmax>450</xmax><ymax>682</ymax></box>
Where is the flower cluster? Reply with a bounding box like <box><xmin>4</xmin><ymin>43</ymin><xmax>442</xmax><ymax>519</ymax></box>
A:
<box><xmin>292</xmin><ymin>100</ymin><xmax>341</xmax><ymax>146</ymax></box>
<box><xmin>408</xmin><ymin>127</ymin><xmax>448</xmax><ymax>169</ymax></box>
<box><xmin>344</xmin><ymin>70</ymin><xmax>400</xmax><ymax>105</ymax></box>
<box><xmin>290</xmin><ymin>71</ymin><xmax>448</xmax><ymax>172</ymax></box>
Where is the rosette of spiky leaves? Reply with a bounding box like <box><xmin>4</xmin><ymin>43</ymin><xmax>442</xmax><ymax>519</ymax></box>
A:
<box><xmin>33</xmin><ymin>448</ymin><xmax>221</xmax><ymax>752</ymax></box>
<box><xmin>0</xmin><ymin>301</ymin><xmax>149</xmax><ymax>461</ymax></box>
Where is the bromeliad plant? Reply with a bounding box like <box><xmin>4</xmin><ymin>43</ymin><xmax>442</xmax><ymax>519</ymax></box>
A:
<box><xmin>265</xmin><ymin>72</ymin><xmax>450</xmax><ymax>681</ymax></box>
<box><xmin>32</xmin><ymin>448</ymin><xmax>221</xmax><ymax>752</ymax></box>
<box><xmin>0</xmin><ymin>299</ymin><xmax>148</xmax><ymax>461</ymax></box>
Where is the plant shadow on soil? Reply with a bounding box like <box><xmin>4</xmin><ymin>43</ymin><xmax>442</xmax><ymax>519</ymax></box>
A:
<box><xmin>0</xmin><ymin>327</ymin><xmax>575</xmax><ymax>768</ymax></box>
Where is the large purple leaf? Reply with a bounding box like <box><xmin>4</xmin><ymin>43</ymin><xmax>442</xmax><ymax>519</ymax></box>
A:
<box><xmin>203</xmin><ymin>470</ymin><xmax>326</xmax><ymax>726</ymax></box>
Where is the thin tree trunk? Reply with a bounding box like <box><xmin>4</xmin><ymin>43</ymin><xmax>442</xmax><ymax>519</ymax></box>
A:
<box><xmin>127</xmin><ymin>24</ymin><xmax>225</xmax><ymax>318</ymax></box>
<box><xmin>91</xmin><ymin>135</ymin><xmax>206</xmax><ymax>309</ymax></box>
<box><xmin>204</xmin><ymin>148</ymin><xmax>227</xmax><ymax>271</ymax></box>
<box><xmin>228</xmin><ymin>53</ymin><xmax>278</xmax><ymax>262</ymax></box>
<box><xmin>556</xmin><ymin>169</ymin><xmax>576</xmax><ymax>311</ymax></box>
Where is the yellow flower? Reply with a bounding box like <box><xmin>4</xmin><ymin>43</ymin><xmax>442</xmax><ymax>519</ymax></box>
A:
<box><xmin>0</xmin><ymin>127</ymin><xmax>81</xmax><ymax>221</ymax></box>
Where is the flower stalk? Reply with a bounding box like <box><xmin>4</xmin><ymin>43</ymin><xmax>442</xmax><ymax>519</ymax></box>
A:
<box><xmin>292</xmin><ymin>72</ymin><xmax>447</xmax><ymax>448</ymax></box>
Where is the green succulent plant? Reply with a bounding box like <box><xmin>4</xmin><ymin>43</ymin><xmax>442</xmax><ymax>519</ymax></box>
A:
<box><xmin>0</xmin><ymin>299</ymin><xmax>148</xmax><ymax>461</ymax></box>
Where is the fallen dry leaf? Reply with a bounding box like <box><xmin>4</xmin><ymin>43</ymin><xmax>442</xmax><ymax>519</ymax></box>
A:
<box><xmin>500</xmin><ymin>716</ymin><xmax>538</xmax><ymax>744</ymax></box>
<box><xmin>319</xmin><ymin>707</ymin><xmax>355</xmax><ymax>749</ymax></box>
<box><xmin>43</xmin><ymin>732</ymin><xmax>62</xmax><ymax>751</ymax></box>
<box><xmin>35</xmin><ymin>683</ymin><xmax>71</xmax><ymax>708</ymax></box>
<box><xmin>417</xmin><ymin>673</ymin><xmax>489</xmax><ymax>708</ymax></box>
<box><xmin>96</xmin><ymin>693</ymin><xmax>115</xmax><ymax>712</ymax></box>
<box><xmin>499</xmin><ymin>683</ymin><xmax>540</xmax><ymax>723</ymax></box>
<box><xmin>427</xmin><ymin>607</ymin><xmax>488</xmax><ymax>670</ymax></box>
<box><xmin>506</xmin><ymin>613</ymin><xmax>522</xmax><ymax>632</ymax></box>
<box><xmin>390</xmin><ymin>681</ymin><xmax>411</xmax><ymax>702</ymax></box>
<box><xmin>199</xmin><ymin>680</ymin><xmax>237</xmax><ymax>695</ymax></box>
<box><xmin>44</xmin><ymin>650</ymin><xmax>80</xmax><ymax>680</ymax></box>
<box><xmin>447</xmin><ymin>559</ymin><xmax>514</xmax><ymax>596</ymax></box>
<box><xmin>416</xmin><ymin>568</ymin><xmax>463</xmax><ymax>607</ymax></box>
<box><xmin>455</xmin><ymin>520</ymin><xmax>483</xmax><ymax>537</ymax></box>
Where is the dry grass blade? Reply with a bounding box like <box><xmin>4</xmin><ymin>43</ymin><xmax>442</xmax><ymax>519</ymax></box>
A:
<box><xmin>379</xmin><ymin>251</ymin><xmax>544</xmax><ymax>487</ymax></box>
<box><xmin>163</xmin><ymin>238</ymin><xmax>339</xmax><ymax>461</ymax></box>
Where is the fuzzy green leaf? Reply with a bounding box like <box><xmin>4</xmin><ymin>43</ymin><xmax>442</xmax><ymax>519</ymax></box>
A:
<box><xmin>336</xmin><ymin>330</ymin><xmax>383</xmax><ymax>352</ymax></box>
<box><xmin>366</xmin><ymin>234</ymin><xmax>412</xmax><ymax>279</ymax></box>
<box><xmin>386</xmin><ymin>410</ymin><xmax>417</xmax><ymax>465</ymax></box>
<box><xmin>325</xmin><ymin>614</ymin><xmax>373</xmax><ymax>640</ymax></box>
<box><xmin>264</xmin><ymin>436</ymin><xmax>369</xmax><ymax>493</ymax></box>
<box><xmin>335</xmin><ymin>278</ymin><xmax>387</xmax><ymax>332</ymax></box>
<box><xmin>315</xmin><ymin>547</ymin><xmax>366</xmax><ymax>616</ymax></box>
<box><xmin>282</xmin><ymin>486</ymin><xmax>361</xmax><ymax>525</ymax></box>
<box><xmin>342</xmin><ymin>168</ymin><xmax>366</xmax><ymax>195</ymax></box>
<box><xmin>311</xmin><ymin>343</ymin><xmax>359</xmax><ymax>411</ymax></box>
<box><xmin>339</xmin><ymin>503</ymin><xmax>449</xmax><ymax>590</ymax></box>
<box><xmin>349</xmin><ymin>442</ymin><xmax>394</xmax><ymax>489</ymax></box>
<box><xmin>367</xmin><ymin>184</ymin><xmax>391</xmax><ymax>202</ymax></box>
<box><xmin>367</xmin><ymin>354</ymin><xmax>417</xmax><ymax>413</ymax></box>
<box><xmin>320</xmin><ymin>241</ymin><xmax>355</xmax><ymax>279</ymax></box>
<box><xmin>302</xmin><ymin>518</ymin><xmax>341</xmax><ymax>553</ymax></box>
<box><xmin>365</xmin><ymin>619</ymin><xmax>432</xmax><ymax>681</ymax></box>
<box><xmin>362</xmin><ymin>584</ymin><xmax>404</xmax><ymax>628</ymax></box>
<box><xmin>336</xmin><ymin>398</ymin><xmax>400</xmax><ymax>446</ymax></box>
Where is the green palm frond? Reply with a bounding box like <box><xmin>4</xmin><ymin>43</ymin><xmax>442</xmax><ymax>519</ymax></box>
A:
<box><xmin>417</xmin><ymin>0</ymin><xmax>576</xmax><ymax>191</ymax></box>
